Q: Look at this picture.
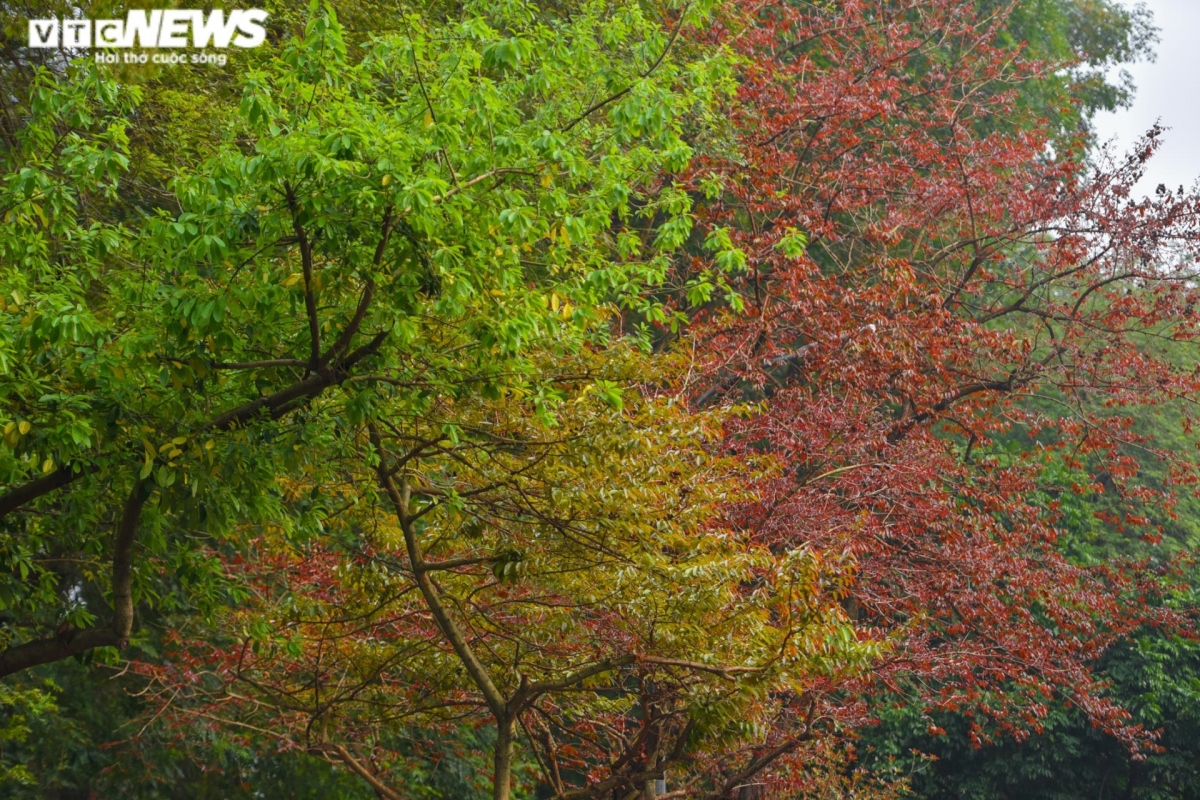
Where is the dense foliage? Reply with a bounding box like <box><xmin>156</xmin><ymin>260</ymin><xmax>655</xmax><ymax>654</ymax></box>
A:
<box><xmin>681</xmin><ymin>0</ymin><xmax>1200</xmax><ymax>762</ymax></box>
<box><xmin>3</xmin><ymin>0</ymin><xmax>1200</xmax><ymax>798</ymax></box>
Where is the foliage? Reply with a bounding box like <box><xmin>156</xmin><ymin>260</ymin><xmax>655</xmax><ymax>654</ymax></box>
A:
<box><xmin>0</xmin><ymin>0</ymin><xmax>782</xmax><ymax>796</ymax></box>
<box><xmin>861</xmin><ymin>590</ymin><xmax>1200</xmax><ymax>800</ymax></box>
<box><xmin>0</xmin><ymin>679</ymin><xmax>58</xmax><ymax>789</ymax></box>
<box><xmin>131</xmin><ymin>344</ymin><xmax>876</xmax><ymax>798</ymax></box>
<box><xmin>4</xmin><ymin>0</ymin><xmax>1200</xmax><ymax>797</ymax></box>
<box><xmin>0</xmin><ymin>0</ymin><xmax>873</xmax><ymax>797</ymax></box>
<box><xmin>0</xmin><ymin>658</ymin><xmax>515</xmax><ymax>799</ymax></box>
<box><xmin>674</xmin><ymin>0</ymin><xmax>1200</xmax><ymax>788</ymax></box>
<box><xmin>0</xmin><ymin>0</ymin><xmax>727</xmax><ymax>669</ymax></box>
<box><xmin>858</xmin><ymin>395</ymin><xmax>1200</xmax><ymax>799</ymax></box>
<box><xmin>997</xmin><ymin>0</ymin><xmax>1158</xmax><ymax>136</ymax></box>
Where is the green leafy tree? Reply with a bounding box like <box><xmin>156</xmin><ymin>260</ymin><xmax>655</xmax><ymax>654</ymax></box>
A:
<box><xmin>0</xmin><ymin>0</ymin><xmax>732</xmax><ymax>676</ymax></box>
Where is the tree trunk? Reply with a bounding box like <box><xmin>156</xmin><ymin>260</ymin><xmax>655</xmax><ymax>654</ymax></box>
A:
<box><xmin>1124</xmin><ymin>760</ymin><xmax>1140</xmax><ymax>800</ymax></box>
<box><xmin>494</xmin><ymin>719</ymin><xmax>515</xmax><ymax>800</ymax></box>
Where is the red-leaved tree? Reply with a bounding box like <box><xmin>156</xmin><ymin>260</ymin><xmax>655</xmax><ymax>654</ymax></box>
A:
<box><xmin>674</xmin><ymin>0</ymin><xmax>1200</xmax><ymax>783</ymax></box>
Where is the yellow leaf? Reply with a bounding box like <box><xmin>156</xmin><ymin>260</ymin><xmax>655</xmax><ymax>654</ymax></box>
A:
<box><xmin>168</xmin><ymin>448</ymin><xmax>183</xmax><ymax>459</ymax></box>
<box><xmin>282</xmin><ymin>273</ymin><xmax>303</xmax><ymax>287</ymax></box>
<box><xmin>423</xmin><ymin>111</ymin><xmax>433</xmax><ymax>128</ymax></box>
<box><xmin>541</xmin><ymin>172</ymin><xmax>553</xmax><ymax>188</ymax></box>
<box><xmin>172</xmin><ymin>436</ymin><xmax>187</xmax><ymax>445</ymax></box>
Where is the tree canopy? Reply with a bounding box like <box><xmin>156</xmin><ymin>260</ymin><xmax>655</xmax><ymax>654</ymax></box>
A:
<box><xmin>3</xmin><ymin>0</ymin><xmax>1200</xmax><ymax>798</ymax></box>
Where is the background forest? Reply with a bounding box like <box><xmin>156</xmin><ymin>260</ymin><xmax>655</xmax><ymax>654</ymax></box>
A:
<box><xmin>3</xmin><ymin>0</ymin><xmax>1200</xmax><ymax>798</ymax></box>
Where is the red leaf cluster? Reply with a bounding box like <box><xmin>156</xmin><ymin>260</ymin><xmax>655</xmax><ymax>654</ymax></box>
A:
<box><xmin>683</xmin><ymin>0</ymin><xmax>1200</xmax><ymax>752</ymax></box>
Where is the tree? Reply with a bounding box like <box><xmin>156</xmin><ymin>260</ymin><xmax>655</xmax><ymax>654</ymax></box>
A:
<box><xmin>677</xmin><ymin>0</ymin><xmax>1200</xmax><ymax>773</ymax></box>
<box><xmin>856</xmin><ymin>342</ymin><xmax>1200</xmax><ymax>798</ymax></box>
<box><xmin>135</xmin><ymin>344</ymin><xmax>882</xmax><ymax>799</ymax></box>
<box><xmin>859</xmin><ymin>539</ymin><xmax>1200</xmax><ymax>799</ymax></box>
<box><xmin>0</xmin><ymin>0</ymin><xmax>729</xmax><ymax>681</ymax></box>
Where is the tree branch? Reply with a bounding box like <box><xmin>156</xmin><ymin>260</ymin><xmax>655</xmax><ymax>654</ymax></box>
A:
<box><xmin>205</xmin><ymin>331</ymin><xmax>386</xmax><ymax>432</ymax></box>
<box><xmin>212</xmin><ymin>358</ymin><xmax>309</xmax><ymax>370</ymax></box>
<box><xmin>320</xmin><ymin>207</ymin><xmax>392</xmax><ymax>368</ymax></box>
<box><xmin>562</xmin><ymin>5</ymin><xmax>690</xmax><ymax>133</ymax></box>
<box><xmin>701</xmin><ymin>737</ymin><xmax>805</xmax><ymax>800</ymax></box>
<box><xmin>640</xmin><ymin>656</ymin><xmax>763</xmax><ymax>679</ymax></box>
<box><xmin>0</xmin><ymin>331</ymin><xmax>386</xmax><ymax>523</ymax></box>
<box><xmin>371</xmin><ymin>427</ymin><xmax>509</xmax><ymax>720</ymax></box>
<box><xmin>284</xmin><ymin>183</ymin><xmax>321</xmax><ymax>371</ymax></box>
<box><xmin>319</xmin><ymin>744</ymin><xmax>404</xmax><ymax>800</ymax></box>
<box><xmin>523</xmin><ymin>654</ymin><xmax>637</xmax><ymax>698</ymax></box>
<box><xmin>0</xmin><ymin>463</ymin><xmax>86</xmax><ymax>520</ymax></box>
<box><xmin>0</xmin><ymin>478</ymin><xmax>149</xmax><ymax>678</ymax></box>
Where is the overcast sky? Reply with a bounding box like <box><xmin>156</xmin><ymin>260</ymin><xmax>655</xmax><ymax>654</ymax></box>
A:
<box><xmin>1092</xmin><ymin>0</ymin><xmax>1200</xmax><ymax>195</ymax></box>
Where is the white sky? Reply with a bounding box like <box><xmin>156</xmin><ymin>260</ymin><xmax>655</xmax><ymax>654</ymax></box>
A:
<box><xmin>1092</xmin><ymin>0</ymin><xmax>1200</xmax><ymax>195</ymax></box>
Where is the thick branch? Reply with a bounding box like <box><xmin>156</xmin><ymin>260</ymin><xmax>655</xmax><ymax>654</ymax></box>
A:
<box><xmin>701</xmin><ymin>737</ymin><xmax>804</xmax><ymax>800</ymax></box>
<box><xmin>0</xmin><ymin>333</ymin><xmax>388</xmax><ymax>676</ymax></box>
<box><xmin>321</xmin><ymin>744</ymin><xmax>403</xmax><ymax>800</ymax></box>
<box><xmin>205</xmin><ymin>331</ymin><xmax>386</xmax><ymax>432</ymax></box>
<box><xmin>417</xmin><ymin>555</ymin><xmax>504</xmax><ymax>572</ymax></box>
<box><xmin>0</xmin><ymin>464</ymin><xmax>85</xmax><ymax>520</ymax></box>
<box><xmin>0</xmin><ymin>626</ymin><xmax>120</xmax><ymax>678</ymax></box>
<box><xmin>0</xmin><ymin>478</ymin><xmax>148</xmax><ymax>678</ymax></box>
<box><xmin>885</xmin><ymin>376</ymin><xmax>1016</xmax><ymax>445</ymax></box>
<box><xmin>320</xmin><ymin>207</ymin><xmax>392</xmax><ymax>368</ymax></box>
<box><xmin>371</xmin><ymin>429</ymin><xmax>509</xmax><ymax>719</ymax></box>
<box><xmin>523</xmin><ymin>654</ymin><xmax>636</xmax><ymax>698</ymax></box>
<box><xmin>0</xmin><ymin>326</ymin><xmax>386</xmax><ymax>522</ymax></box>
<box><xmin>640</xmin><ymin>656</ymin><xmax>763</xmax><ymax>679</ymax></box>
<box><xmin>109</xmin><ymin>479</ymin><xmax>147</xmax><ymax>643</ymax></box>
